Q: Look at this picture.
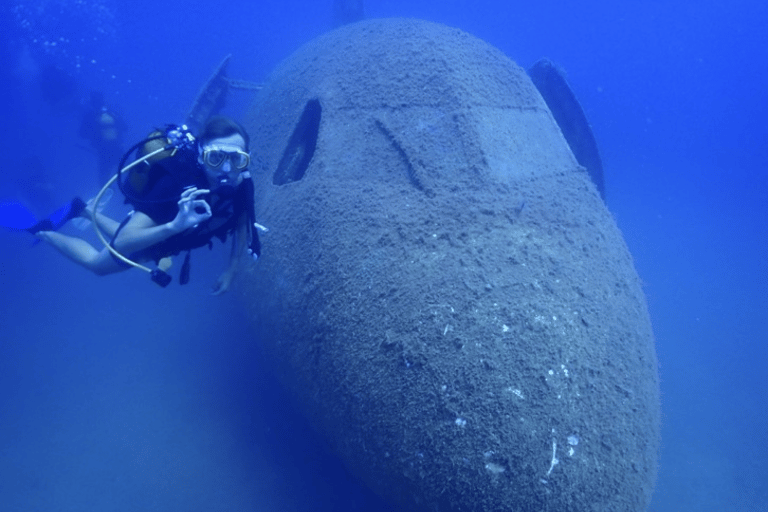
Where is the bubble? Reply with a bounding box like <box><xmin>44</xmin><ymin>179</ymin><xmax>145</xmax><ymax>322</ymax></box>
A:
<box><xmin>12</xmin><ymin>0</ymin><xmax>117</xmax><ymax>73</ymax></box>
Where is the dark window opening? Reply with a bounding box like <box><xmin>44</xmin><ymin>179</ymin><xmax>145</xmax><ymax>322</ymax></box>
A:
<box><xmin>273</xmin><ymin>99</ymin><xmax>321</xmax><ymax>185</ymax></box>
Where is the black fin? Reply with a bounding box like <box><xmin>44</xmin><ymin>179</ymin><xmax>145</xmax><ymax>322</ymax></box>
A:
<box><xmin>26</xmin><ymin>197</ymin><xmax>86</xmax><ymax>234</ymax></box>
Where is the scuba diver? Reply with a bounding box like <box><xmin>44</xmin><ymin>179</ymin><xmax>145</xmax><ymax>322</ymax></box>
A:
<box><xmin>79</xmin><ymin>91</ymin><xmax>127</xmax><ymax>183</ymax></box>
<box><xmin>2</xmin><ymin>116</ymin><xmax>261</xmax><ymax>293</ymax></box>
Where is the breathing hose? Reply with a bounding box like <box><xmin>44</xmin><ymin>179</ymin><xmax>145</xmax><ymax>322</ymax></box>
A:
<box><xmin>91</xmin><ymin>145</ymin><xmax>178</xmax><ymax>287</ymax></box>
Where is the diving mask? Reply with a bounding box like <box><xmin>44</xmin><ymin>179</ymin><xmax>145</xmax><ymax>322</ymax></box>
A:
<box><xmin>202</xmin><ymin>146</ymin><xmax>250</xmax><ymax>170</ymax></box>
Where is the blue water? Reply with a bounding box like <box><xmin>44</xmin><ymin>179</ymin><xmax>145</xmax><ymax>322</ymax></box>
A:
<box><xmin>1</xmin><ymin>1</ymin><xmax>766</xmax><ymax>510</ymax></box>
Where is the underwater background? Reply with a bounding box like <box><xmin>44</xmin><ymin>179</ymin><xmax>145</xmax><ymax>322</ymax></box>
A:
<box><xmin>0</xmin><ymin>0</ymin><xmax>765</xmax><ymax>510</ymax></box>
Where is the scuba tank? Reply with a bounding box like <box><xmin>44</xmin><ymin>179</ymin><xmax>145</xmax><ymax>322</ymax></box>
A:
<box><xmin>117</xmin><ymin>124</ymin><xmax>200</xmax><ymax>209</ymax></box>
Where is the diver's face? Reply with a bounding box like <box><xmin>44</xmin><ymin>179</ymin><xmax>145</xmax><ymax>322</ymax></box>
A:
<box><xmin>199</xmin><ymin>134</ymin><xmax>249</xmax><ymax>190</ymax></box>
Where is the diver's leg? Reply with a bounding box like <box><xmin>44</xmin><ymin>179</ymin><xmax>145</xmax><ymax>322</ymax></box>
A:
<box><xmin>87</xmin><ymin>210</ymin><xmax>121</xmax><ymax>238</ymax></box>
<box><xmin>35</xmin><ymin>231</ymin><xmax>125</xmax><ymax>276</ymax></box>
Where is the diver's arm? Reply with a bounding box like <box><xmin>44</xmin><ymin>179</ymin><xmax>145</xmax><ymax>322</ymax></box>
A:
<box><xmin>212</xmin><ymin>212</ymin><xmax>248</xmax><ymax>295</ymax></box>
<box><xmin>113</xmin><ymin>188</ymin><xmax>212</xmax><ymax>255</ymax></box>
<box><xmin>111</xmin><ymin>212</ymin><xmax>180</xmax><ymax>254</ymax></box>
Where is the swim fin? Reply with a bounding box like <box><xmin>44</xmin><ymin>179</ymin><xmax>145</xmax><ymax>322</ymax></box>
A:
<box><xmin>25</xmin><ymin>197</ymin><xmax>87</xmax><ymax>234</ymax></box>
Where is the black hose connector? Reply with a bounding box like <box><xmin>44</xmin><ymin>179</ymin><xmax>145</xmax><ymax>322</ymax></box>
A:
<box><xmin>150</xmin><ymin>269</ymin><xmax>172</xmax><ymax>287</ymax></box>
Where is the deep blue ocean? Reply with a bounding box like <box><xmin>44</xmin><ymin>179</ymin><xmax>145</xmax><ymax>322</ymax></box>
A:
<box><xmin>1</xmin><ymin>1</ymin><xmax>766</xmax><ymax>510</ymax></box>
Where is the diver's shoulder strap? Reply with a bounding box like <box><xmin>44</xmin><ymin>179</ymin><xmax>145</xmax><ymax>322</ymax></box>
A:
<box><xmin>241</xmin><ymin>178</ymin><xmax>262</xmax><ymax>259</ymax></box>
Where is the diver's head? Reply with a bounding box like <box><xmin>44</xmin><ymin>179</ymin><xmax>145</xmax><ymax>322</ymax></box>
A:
<box><xmin>99</xmin><ymin>112</ymin><xmax>118</xmax><ymax>140</ymax></box>
<box><xmin>198</xmin><ymin>116</ymin><xmax>251</xmax><ymax>192</ymax></box>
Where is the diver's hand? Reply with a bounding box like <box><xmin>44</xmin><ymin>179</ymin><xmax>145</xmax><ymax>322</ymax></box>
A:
<box><xmin>212</xmin><ymin>269</ymin><xmax>235</xmax><ymax>296</ymax></box>
<box><xmin>170</xmin><ymin>187</ymin><xmax>211</xmax><ymax>232</ymax></box>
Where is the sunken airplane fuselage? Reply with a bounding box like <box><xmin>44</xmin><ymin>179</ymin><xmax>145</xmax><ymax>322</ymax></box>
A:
<box><xmin>243</xmin><ymin>19</ymin><xmax>659</xmax><ymax>512</ymax></box>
